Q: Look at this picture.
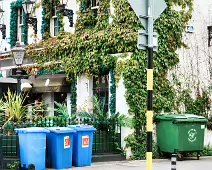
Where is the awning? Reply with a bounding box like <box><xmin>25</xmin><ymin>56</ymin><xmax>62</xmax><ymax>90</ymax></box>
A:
<box><xmin>31</xmin><ymin>74</ymin><xmax>71</xmax><ymax>93</ymax></box>
<box><xmin>32</xmin><ymin>74</ymin><xmax>67</xmax><ymax>87</ymax></box>
<box><xmin>32</xmin><ymin>86</ymin><xmax>71</xmax><ymax>93</ymax></box>
<box><xmin>0</xmin><ymin>78</ymin><xmax>32</xmax><ymax>84</ymax></box>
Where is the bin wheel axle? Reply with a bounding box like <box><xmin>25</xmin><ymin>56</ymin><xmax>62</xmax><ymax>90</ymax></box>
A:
<box><xmin>28</xmin><ymin>164</ymin><xmax>35</xmax><ymax>170</ymax></box>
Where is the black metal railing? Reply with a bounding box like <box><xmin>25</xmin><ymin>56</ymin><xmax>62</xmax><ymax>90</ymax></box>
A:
<box><xmin>0</xmin><ymin>116</ymin><xmax>121</xmax><ymax>158</ymax></box>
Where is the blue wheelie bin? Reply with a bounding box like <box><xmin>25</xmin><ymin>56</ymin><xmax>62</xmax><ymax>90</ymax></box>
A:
<box><xmin>46</xmin><ymin>127</ymin><xmax>76</xmax><ymax>169</ymax></box>
<box><xmin>15</xmin><ymin>127</ymin><xmax>49</xmax><ymax>170</ymax></box>
<box><xmin>68</xmin><ymin>125</ymin><xmax>96</xmax><ymax>167</ymax></box>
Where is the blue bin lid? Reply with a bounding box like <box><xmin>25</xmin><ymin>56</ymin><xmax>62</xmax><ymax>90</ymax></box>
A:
<box><xmin>68</xmin><ymin>125</ymin><xmax>96</xmax><ymax>132</ymax></box>
<box><xmin>15</xmin><ymin>127</ymin><xmax>50</xmax><ymax>133</ymax></box>
<box><xmin>47</xmin><ymin>127</ymin><xmax>76</xmax><ymax>134</ymax></box>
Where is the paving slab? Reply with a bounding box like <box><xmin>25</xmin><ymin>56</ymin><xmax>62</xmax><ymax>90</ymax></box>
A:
<box><xmin>47</xmin><ymin>156</ymin><xmax>212</xmax><ymax>170</ymax></box>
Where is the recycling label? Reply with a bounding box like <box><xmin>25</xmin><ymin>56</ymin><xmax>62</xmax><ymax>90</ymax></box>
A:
<box><xmin>64</xmin><ymin>136</ymin><xmax>70</xmax><ymax>149</ymax></box>
<box><xmin>82</xmin><ymin>136</ymin><xmax>90</xmax><ymax>148</ymax></box>
<box><xmin>188</xmin><ymin>129</ymin><xmax>197</xmax><ymax>142</ymax></box>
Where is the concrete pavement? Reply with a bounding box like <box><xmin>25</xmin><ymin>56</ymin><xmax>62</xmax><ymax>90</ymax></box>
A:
<box><xmin>48</xmin><ymin>156</ymin><xmax>212</xmax><ymax>170</ymax></box>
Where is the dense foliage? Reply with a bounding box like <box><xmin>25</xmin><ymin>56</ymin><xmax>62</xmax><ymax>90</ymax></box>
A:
<box><xmin>10</xmin><ymin>0</ymin><xmax>28</xmax><ymax>46</ymax></box>
<box><xmin>18</xmin><ymin>0</ymin><xmax>212</xmax><ymax>159</ymax></box>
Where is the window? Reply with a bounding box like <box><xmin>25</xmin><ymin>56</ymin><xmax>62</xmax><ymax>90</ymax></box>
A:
<box><xmin>91</xmin><ymin>0</ymin><xmax>99</xmax><ymax>9</ymax></box>
<box><xmin>17</xmin><ymin>8</ymin><xmax>24</xmax><ymax>43</ymax></box>
<box><xmin>93</xmin><ymin>75</ymin><xmax>109</xmax><ymax>114</ymax></box>
<box><xmin>91</xmin><ymin>0</ymin><xmax>99</xmax><ymax>18</ymax></box>
<box><xmin>51</xmin><ymin>6</ymin><xmax>59</xmax><ymax>36</ymax></box>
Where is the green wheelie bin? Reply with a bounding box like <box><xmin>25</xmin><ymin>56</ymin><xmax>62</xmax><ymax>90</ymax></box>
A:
<box><xmin>156</xmin><ymin>114</ymin><xmax>208</xmax><ymax>160</ymax></box>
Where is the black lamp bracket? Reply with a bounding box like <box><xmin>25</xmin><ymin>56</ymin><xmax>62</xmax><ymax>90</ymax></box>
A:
<box><xmin>0</xmin><ymin>24</ymin><xmax>6</xmax><ymax>39</ymax></box>
<box><xmin>59</xmin><ymin>5</ymin><xmax>74</xmax><ymax>27</ymax></box>
<box><xmin>63</xmin><ymin>9</ymin><xmax>74</xmax><ymax>27</ymax></box>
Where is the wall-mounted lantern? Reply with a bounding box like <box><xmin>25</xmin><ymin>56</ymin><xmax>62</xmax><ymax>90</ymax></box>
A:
<box><xmin>22</xmin><ymin>0</ymin><xmax>37</xmax><ymax>34</ymax></box>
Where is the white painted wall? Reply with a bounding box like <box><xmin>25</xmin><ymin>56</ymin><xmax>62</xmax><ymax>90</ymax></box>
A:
<box><xmin>170</xmin><ymin>0</ymin><xmax>212</xmax><ymax>148</ymax></box>
<box><xmin>77</xmin><ymin>74</ymin><xmax>93</xmax><ymax>112</ymax></box>
<box><xmin>109</xmin><ymin>0</ymin><xmax>115</xmax><ymax>24</ymax></box>
<box><xmin>64</xmin><ymin>0</ymin><xmax>79</xmax><ymax>34</ymax></box>
<box><xmin>116</xmin><ymin>76</ymin><xmax>134</xmax><ymax>159</ymax></box>
<box><xmin>28</xmin><ymin>1</ymin><xmax>43</xmax><ymax>44</ymax></box>
<box><xmin>170</xmin><ymin>0</ymin><xmax>212</xmax><ymax>95</ymax></box>
<box><xmin>67</xmin><ymin>92</ymin><xmax>71</xmax><ymax>116</ymax></box>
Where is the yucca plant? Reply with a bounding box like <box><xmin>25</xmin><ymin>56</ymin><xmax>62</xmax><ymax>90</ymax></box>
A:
<box><xmin>2</xmin><ymin>89</ymin><xmax>27</xmax><ymax>128</ymax></box>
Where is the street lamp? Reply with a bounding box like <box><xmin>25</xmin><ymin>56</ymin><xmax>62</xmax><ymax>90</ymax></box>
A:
<box><xmin>22</xmin><ymin>0</ymin><xmax>37</xmax><ymax>34</ymax></box>
<box><xmin>11</xmin><ymin>41</ymin><xmax>26</xmax><ymax>95</ymax></box>
<box><xmin>59</xmin><ymin>0</ymin><xmax>74</xmax><ymax>27</ymax></box>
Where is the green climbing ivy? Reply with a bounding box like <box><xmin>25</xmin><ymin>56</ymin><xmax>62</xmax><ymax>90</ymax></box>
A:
<box><xmin>41</xmin><ymin>0</ymin><xmax>51</xmax><ymax>39</ymax></box>
<box><xmin>10</xmin><ymin>0</ymin><xmax>28</xmax><ymax>46</ymax></box>
<box><xmin>41</xmin><ymin>0</ymin><xmax>64</xmax><ymax>39</ymax></box>
<box><xmin>109</xmin><ymin>69</ymin><xmax>116</xmax><ymax>115</ymax></box>
<box><xmin>70</xmin><ymin>75</ymin><xmax>77</xmax><ymax>115</ymax></box>
<box><xmin>25</xmin><ymin>0</ymin><xmax>197</xmax><ymax>159</ymax></box>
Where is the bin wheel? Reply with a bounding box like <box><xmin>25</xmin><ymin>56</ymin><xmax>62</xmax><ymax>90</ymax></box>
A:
<box><xmin>197</xmin><ymin>153</ymin><xmax>200</xmax><ymax>160</ymax></box>
<box><xmin>28</xmin><ymin>164</ymin><xmax>35</xmax><ymax>170</ymax></box>
<box><xmin>177</xmin><ymin>153</ymin><xmax>184</xmax><ymax>161</ymax></box>
<box><xmin>18</xmin><ymin>163</ymin><xmax>22</xmax><ymax>170</ymax></box>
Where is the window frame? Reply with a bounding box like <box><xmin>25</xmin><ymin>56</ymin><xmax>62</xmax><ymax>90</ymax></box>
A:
<box><xmin>17</xmin><ymin>8</ymin><xmax>24</xmax><ymax>43</ymax></box>
<box><xmin>93</xmin><ymin>75</ymin><xmax>109</xmax><ymax>114</ymax></box>
<box><xmin>51</xmin><ymin>6</ymin><xmax>60</xmax><ymax>37</ymax></box>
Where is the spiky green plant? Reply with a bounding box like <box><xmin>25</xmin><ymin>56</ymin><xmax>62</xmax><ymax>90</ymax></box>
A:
<box><xmin>54</xmin><ymin>101</ymin><xmax>70</xmax><ymax>119</ymax></box>
<box><xmin>2</xmin><ymin>89</ymin><xmax>27</xmax><ymax>127</ymax></box>
<box><xmin>78</xmin><ymin>96</ymin><xmax>132</xmax><ymax>130</ymax></box>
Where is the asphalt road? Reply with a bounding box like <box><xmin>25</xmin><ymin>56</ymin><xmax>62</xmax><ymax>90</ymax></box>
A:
<box><xmin>69</xmin><ymin>157</ymin><xmax>212</xmax><ymax>170</ymax></box>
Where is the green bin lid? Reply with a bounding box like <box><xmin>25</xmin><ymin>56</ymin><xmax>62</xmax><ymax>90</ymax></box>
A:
<box><xmin>156</xmin><ymin>114</ymin><xmax>208</xmax><ymax>123</ymax></box>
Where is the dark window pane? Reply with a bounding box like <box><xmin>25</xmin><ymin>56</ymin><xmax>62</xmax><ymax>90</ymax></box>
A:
<box><xmin>93</xmin><ymin>75</ymin><xmax>109</xmax><ymax>113</ymax></box>
<box><xmin>54</xmin><ymin>18</ymin><xmax>59</xmax><ymax>36</ymax></box>
<box><xmin>20</xmin><ymin>8</ymin><xmax>23</xmax><ymax>24</ymax></box>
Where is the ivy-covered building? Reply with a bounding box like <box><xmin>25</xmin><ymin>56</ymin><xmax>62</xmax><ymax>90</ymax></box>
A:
<box><xmin>0</xmin><ymin>0</ymin><xmax>211</xmax><ymax>159</ymax></box>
